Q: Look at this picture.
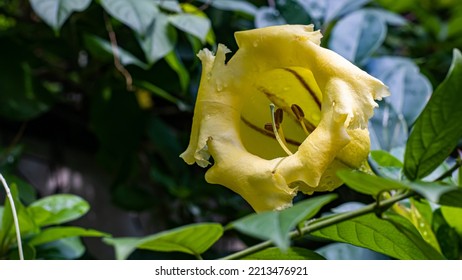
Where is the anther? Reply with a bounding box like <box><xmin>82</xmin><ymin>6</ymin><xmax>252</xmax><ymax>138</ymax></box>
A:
<box><xmin>291</xmin><ymin>104</ymin><xmax>310</xmax><ymax>136</ymax></box>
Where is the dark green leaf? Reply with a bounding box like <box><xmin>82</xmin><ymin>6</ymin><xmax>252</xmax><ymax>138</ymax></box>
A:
<box><xmin>139</xmin><ymin>13</ymin><xmax>177</xmax><ymax>64</ymax></box>
<box><xmin>29</xmin><ymin>226</ymin><xmax>109</xmax><ymax>246</ymax></box>
<box><xmin>100</xmin><ymin>0</ymin><xmax>159</xmax><ymax>36</ymax></box>
<box><xmin>230</xmin><ymin>194</ymin><xmax>337</xmax><ymax>250</ymax></box>
<box><xmin>104</xmin><ymin>223</ymin><xmax>223</xmax><ymax>260</ymax></box>
<box><xmin>404</xmin><ymin>49</ymin><xmax>462</xmax><ymax>180</ymax></box>
<box><xmin>36</xmin><ymin>237</ymin><xmax>85</xmax><ymax>260</ymax></box>
<box><xmin>311</xmin><ymin>213</ymin><xmax>445</xmax><ymax>259</ymax></box>
<box><xmin>29</xmin><ymin>0</ymin><xmax>91</xmax><ymax>32</ymax></box>
<box><xmin>436</xmin><ymin>224</ymin><xmax>460</xmax><ymax>259</ymax></box>
<box><xmin>28</xmin><ymin>194</ymin><xmax>89</xmax><ymax>226</ymax></box>
<box><xmin>83</xmin><ymin>34</ymin><xmax>149</xmax><ymax>69</ymax></box>
<box><xmin>276</xmin><ymin>0</ymin><xmax>311</xmax><ymax>24</ymax></box>
<box><xmin>337</xmin><ymin>170</ymin><xmax>406</xmax><ymax>197</ymax></box>
<box><xmin>164</xmin><ymin>51</ymin><xmax>190</xmax><ymax>93</ymax></box>
<box><xmin>242</xmin><ymin>247</ymin><xmax>325</xmax><ymax>260</ymax></box>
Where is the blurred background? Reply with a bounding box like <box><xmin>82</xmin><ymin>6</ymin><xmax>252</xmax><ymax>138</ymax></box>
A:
<box><xmin>1</xmin><ymin>0</ymin><xmax>461</xmax><ymax>259</ymax></box>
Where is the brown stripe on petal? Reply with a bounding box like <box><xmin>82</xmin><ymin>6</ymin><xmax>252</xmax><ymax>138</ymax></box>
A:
<box><xmin>240</xmin><ymin>116</ymin><xmax>302</xmax><ymax>146</ymax></box>
<box><xmin>282</xmin><ymin>67</ymin><xmax>322</xmax><ymax>109</ymax></box>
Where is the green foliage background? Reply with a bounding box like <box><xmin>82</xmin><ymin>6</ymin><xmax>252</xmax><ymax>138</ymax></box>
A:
<box><xmin>1</xmin><ymin>0</ymin><xmax>462</xmax><ymax>260</ymax></box>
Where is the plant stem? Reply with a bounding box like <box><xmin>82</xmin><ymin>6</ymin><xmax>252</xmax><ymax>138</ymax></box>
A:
<box><xmin>220</xmin><ymin>191</ymin><xmax>414</xmax><ymax>260</ymax></box>
<box><xmin>434</xmin><ymin>160</ymin><xmax>462</xmax><ymax>181</ymax></box>
<box><xmin>0</xmin><ymin>173</ymin><xmax>24</xmax><ymax>260</ymax></box>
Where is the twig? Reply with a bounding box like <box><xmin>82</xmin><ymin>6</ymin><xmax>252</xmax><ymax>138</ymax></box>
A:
<box><xmin>103</xmin><ymin>13</ymin><xmax>134</xmax><ymax>91</ymax></box>
<box><xmin>220</xmin><ymin>191</ymin><xmax>414</xmax><ymax>260</ymax></box>
<box><xmin>0</xmin><ymin>173</ymin><xmax>23</xmax><ymax>260</ymax></box>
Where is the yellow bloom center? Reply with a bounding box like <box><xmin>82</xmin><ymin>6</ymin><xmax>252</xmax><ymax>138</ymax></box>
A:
<box><xmin>180</xmin><ymin>25</ymin><xmax>389</xmax><ymax>212</ymax></box>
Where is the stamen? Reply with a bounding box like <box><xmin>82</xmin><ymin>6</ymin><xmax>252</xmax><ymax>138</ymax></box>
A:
<box><xmin>291</xmin><ymin>104</ymin><xmax>310</xmax><ymax>136</ymax></box>
<box><xmin>270</xmin><ymin>104</ymin><xmax>293</xmax><ymax>156</ymax></box>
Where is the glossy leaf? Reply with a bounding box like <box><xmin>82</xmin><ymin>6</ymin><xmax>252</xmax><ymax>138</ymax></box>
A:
<box><xmin>28</xmin><ymin>194</ymin><xmax>89</xmax><ymax>227</ymax></box>
<box><xmin>29</xmin><ymin>0</ymin><xmax>91</xmax><ymax>32</ymax></box>
<box><xmin>404</xmin><ymin>49</ymin><xmax>462</xmax><ymax>180</ymax></box>
<box><xmin>243</xmin><ymin>247</ymin><xmax>325</xmax><ymax>260</ymax></box>
<box><xmin>230</xmin><ymin>194</ymin><xmax>337</xmax><ymax>250</ymax></box>
<box><xmin>29</xmin><ymin>226</ymin><xmax>109</xmax><ymax>246</ymax></box>
<box><xmin>311</xmin><ymin>213</ymin><xmax>445</xmax><ymax>259</ymax></box>
<box><xmin>200</xmin><ymin>0</ymin><xmax>258</xmax><ymax>15</ymax></box>
<box><xmin>367</xmin><ymin>56</ymin><xmax>432</xmax><ymax>125</ymax></box>
<box><xmin>369</xmin><ymin>150</ymin><xmax>403</xmax><ymax>179</ymax></box>
<box><xmin>323</xmin><ymin>0</ymin><xmax>371</xmax><ymax>23</ymax></box>
<box><xmin>100</xmin><ymin>0</ymin><xmax>159</xmax><ymax>36</ymax></box>
<box><xmin>337</xmin><ymin>170</ymin><xmax>405</xmax><ymax>197</ymax></box>
<box><xmin>139</xmin><ymin>13</ymin><xmax>177</xmax><ymax>64</ymax></box>
<box><xmin>104</xmin><ymin>223</ymin><xmax>223</xmax><ymax>260</ymax></box>
<box><xmin>408</xmin><ymin>181</ymin><xmax>462</xmax><ymax>207</ymax></box>
<box><xmin>329</xmin><ymin>9</ymin><xmax>386</xmax><ymax>64</ymax></box>
<box><xmin>83</xmin><ymin>34</ymin><xmax>149</xmax><ymax>69</ymax></box>
<box><xmin>369</xmin><ymin>101</ymin><xmax>408</xmax><ymax>151</ymax></box>
<box><xmin>441</xmin><ymin>206</ymin><xmax>462</xmax><ymax>238</ymax></box>
<box><xmin>169</xmin><ymin>13</ymin><xmax>211</xmax><ymax>42</ymax></box>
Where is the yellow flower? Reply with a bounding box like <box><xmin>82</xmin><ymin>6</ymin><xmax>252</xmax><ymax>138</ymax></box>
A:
<box><xmin>180</xmin><ymin>25</ymin><xmax>389</xmax><ymax>212</ymax></box>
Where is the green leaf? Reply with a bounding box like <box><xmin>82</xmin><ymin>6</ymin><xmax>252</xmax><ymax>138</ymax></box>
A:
<box><xmin>230</xmin><ymin>194</ymin><xmax>337</xmax><ymax>251</ymax></box>
<box><xmin>199</xmin><ymin>0</ymin><xmax>257</xmax><ymax>15</ymax></box>
<box><xmin>409</xmin><ymin>199</ymin><xmax>441</xmax><ymax>252</ymax></box>
<box><xmin>164</xmin><ymin>51</ymin><xmax>189</xmax><ymax>93</ymax></box>
<box><xmin>83</xmin><ymin>34</ymin><xmax>149</xmax><ymax>69</ymax></box>
<box><xmin>311</xmin><ymin>213</ymin><xmax>445</xmax><ymax>259</ymax></box>
<box><xmin>29</xmin><ymin>226</ymin><xmax>109</xmax><ymax>246</ymax></box>
<box><xmin>369</xmin><ymin>150</ymin><xmax>403</xmax><ymax>179</ymax></box>
<box><xmin>337</xmin><ymin>170</ymin><xmax>406</xmax><ymax>197</ymax></box>
<box><xmin>29</xmin><ymin>0</ymin><xmax>91</xmax><ymax>32</ymax></box>
<box><xmin>329</xmin><ymin>9</ymin><xmax>386</xmax><ymax>64</ymax></box>
<box><xmin>139</xmin><ymin>13</ymin><xmax>177</xmax><ymax>64</ymax></box>
<box><xmin>28</xmin><ymin>194</ymin><xmax>89</xmax><ymax>227</ymax></box>
<box><xmin>36</xmin><ymin>237</ymin><xmax>85</xmax><ymax>260</ymax></box>
<box><xmin>408</xmin><ymin>181</ymin><xmax>462</xmax><ymax>207</ymax></box>
<box><xmin>104</xmin><ymin>223</ymin><xmax>223</xmax><ymax>260</ymax></box>
<box><xmin>255</xmin><ymin>6</ymin><xmax>286</xmax><ymax>28</ymax></box>
<box><xmin>153</xmin><ymin>0</ymin><xmax>182</xmax><ymax>13</ymax></box>
<box><xmin>324</xmin><ymin>0</ymin><xmax>371</xmax><ymax>23</ymax></box>
<box><xmin>169</xmin><ymin>13</ymin><xmax>211</xmax><ymax>43</ymax></box>
<box><xmin>242</xmin><ymin>247</ymin><xmax>325</xmax><ymax>260</ymax></box>
<box><xmin>100</xmin><ymin>0</ymin><xmax>159</xmax><ymax>36</ymax></box>
<box><xmin>404</xmin><ymin>49</ymin><xmax>462</xmax><ymax>180</ymax></box>
<box><xmin>134</xmin><ymin>80</ymin><xmax>184</xmax><ymax>107</ymax></box>
<box><xmin>441</xmin><ymin>206</ymin><xmax>462</xmax><ymax>238</ymax></box>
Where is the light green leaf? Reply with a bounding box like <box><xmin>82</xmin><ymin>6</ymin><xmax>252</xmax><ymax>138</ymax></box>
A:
<box><xmin>83</xmin><ymin>34</ymin><xmax>149</xmax><ymax>69</ymax></box>
<box><xmin>153</xmin><ymin>0</ymin><xmax>182</xmax><ymax>13</ymax></box>
<box><xmin>104</xmin><ymin>223</ymin><xmax>223</xmax><ymax>260</ymax></box>
<box><xmin>404</xmin><ymin>49</ymin><xmax>462</xmax><ymax>180</ymax></box>
<box><xmin>369</xmin><ymin>150</ymin><xmax>403</xmax><ymax>179</ymax></box>
<box><xmin>29</xmin><ymin>0</ymin><xmax>91</xmax><ymax>32</ymax></box>
<box><xmin>230</xmin><ymin>194</ymin><xmax>337</xmax><ymax>251</ymax></box>
<box><xmin>242</xmin><ymin>247</ymin><xmax>325</xmax><ymax>260</ymax></box>
<box><xmin>100</xmin><ymin>0</ymin><xmax>159</xmax><ymax>36</ymax></box>
<box><xmin>139</xmin><ymin>13</ymin><xmax>177</xmax><ymax>65</ymax></box>
<box><xmin>441</xmin><ymin>206</ymin><xmax>462</xmax><ymax>238</ymax></box>
<box><xmin>337</xmin><ymin>170</ymin><xmax>406</xmax><ymax>197</ymax></box>
<box><xmin>29</xmin><ymin>226</ymin><xmax>109</xmax><ymax>246</ymax></box>
<box><xmin>169</xmin><ymin>13</ymin><xmax>211</xmax><ymax>43</ymax></box>
<box><xmin>28</xmin><ymin>194</ymin><xmax>89</xmax><ymax>227</ymax></box>
<box><xmin>311</xmin><ymin>213</ymin><xmax>445</xmax><ymax>260</ymax></box>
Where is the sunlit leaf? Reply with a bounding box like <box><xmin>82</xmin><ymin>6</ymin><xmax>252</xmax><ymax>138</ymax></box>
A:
<box><xmin>230</xmin><ymin>194</ymin><xmax>337</xmax><ymax>250</ymax></box>
<box><xmin>404</xmin><ymin>49</ymin><xmax>462</xmax><ymax>180</ymax></box>
<box><xmin>242</xmin><ymin>247</ymin><xmax>325</xmax><ymax>260</ymax></box>
<box><xmin>29</xmin><ymin>0</ymin><xmax>91</xmax><ymax>32</ymax></box>
<box><xmin>311</xmin><ymin>213</ymin><xmax>445</xmax><ymax>259</ymax></box>
<box><xmin>104</xmin><ymin>223</ymin><xmax>223</xmax><ymax>260</ymax></box>
<box><xmin>29</xmin><ymin>226</ymin><xmax>109</xmax><ymax>246</ymax></box>
<box><xmin>28</xmin><ymin>194</ymin><xmax>89</xmax><ymax>227</ymax></box>
<box><xmin>337</xmin><ymin>170</ymin><xmax>405</xmax><ymax>197</ymax></box>
<box><xmin>100</xmin><ymin>0</ymin><xmax>159</xmax><ymax>36</ymax></box>
<box><xmin>441</xmin><ymin>206</ymin><xmax>462</xmax><ymax>238</ymax></box>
